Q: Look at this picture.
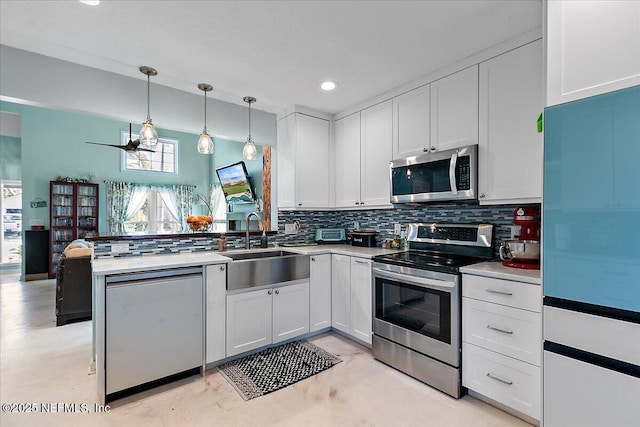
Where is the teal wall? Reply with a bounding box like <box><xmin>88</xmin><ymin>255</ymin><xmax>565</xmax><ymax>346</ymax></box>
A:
<box><xmin>0</xmin><ymin>101</ymin><xmax>236</xmax><ymax>233</ymax></box>
<box><xmin>0</xmin><ymin>135</ymin><xmax>21</xmax><ymax>180</ymax></box>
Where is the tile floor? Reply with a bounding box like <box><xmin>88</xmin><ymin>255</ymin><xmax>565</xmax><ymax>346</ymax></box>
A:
<box><xmin>0</xmin><ymin>271</ymin><xmax>530</xmax><ymax>427</ymax></box>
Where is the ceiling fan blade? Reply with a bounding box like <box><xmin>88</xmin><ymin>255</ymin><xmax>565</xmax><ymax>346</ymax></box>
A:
<box><xmin>136</xmin><ymin>147</ymin><xmax>156</xmax><ymax>153</ymax></box>
<box><xmin>85</xmin><ymin>141</ymin><xmax>127</xmax><ymax>150</ymax></box>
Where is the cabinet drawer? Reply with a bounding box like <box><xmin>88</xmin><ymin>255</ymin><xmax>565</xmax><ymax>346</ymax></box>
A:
<box><xmin>462</xmin><ymin>274</ymin><xmax>541</xmax><ymax>312</ymax></box>
<box><xmin>462</xmin><ymin>343</ymin><xmax>540</xmax><ymax>420</ymax></box>
<box><xmin>463</xmin><ymin>298</ymin><xmax>541</xmax><ymax>365</ymax></box>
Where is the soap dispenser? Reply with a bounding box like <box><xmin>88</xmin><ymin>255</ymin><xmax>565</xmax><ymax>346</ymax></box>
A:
<box><xmin>260</xmin><ymin>231</ymin><xmax>268</xmax><ymax>248</ymax></box>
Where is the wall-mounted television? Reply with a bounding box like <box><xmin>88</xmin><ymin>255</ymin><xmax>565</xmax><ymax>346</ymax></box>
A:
<box><xmin>215</xmin><ymin>161</ymin><xmax>256</xmax><ymax>204</ymax></box>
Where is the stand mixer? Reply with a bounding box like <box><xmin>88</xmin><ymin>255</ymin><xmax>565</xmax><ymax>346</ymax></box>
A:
<box><xmin>500</xmin><ymin>206</ymin><xmax>541</xmax><ymax>269</ymax></box>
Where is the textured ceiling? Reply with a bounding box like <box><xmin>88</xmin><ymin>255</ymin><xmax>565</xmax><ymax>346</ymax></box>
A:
<box><xmin>0</xmin><ymin>0</ymin><xmax>542</xmax><ymax>114</ymax></box>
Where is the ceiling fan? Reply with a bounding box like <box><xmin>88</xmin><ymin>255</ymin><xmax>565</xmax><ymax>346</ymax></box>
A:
<box><xmin>85</xmin><ymin>123</ymin><xmax>155</xmax><ymax>153</ymax></box>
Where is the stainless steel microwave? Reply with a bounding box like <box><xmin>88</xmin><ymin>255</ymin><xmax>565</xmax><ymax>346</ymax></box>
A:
<box><xmin>389</xmin><ymin>144</ymin><xmax>477</xmax><ymax>203</ymax></box>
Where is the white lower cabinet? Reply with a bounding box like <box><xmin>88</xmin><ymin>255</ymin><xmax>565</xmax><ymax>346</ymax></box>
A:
<box><xmin>331</xmin><ymin>254</ymin><xmax>372</xmax><ymax>346</ymax></box>
<box><xmin>310</xmin><ymin>254</ymin><xmax>332</xmax><ymax>332</ymax></box>
<box><xmin>462</xmin><ymin>274</ymin><xmax>541</xmax><ymax>421</ymax></box>
<box><xmin>206</xmin><ymin>264</ymin><xmax>227</xmax><ymax>364</ymax></box>
<box><xmin>226</xmin><ymin>281</ymin><xmax>309</xmax><ymax>357</ymax></box>
<box><xmin>350</xmin><ymin>257</ymin><xmax>372</xmax><ymax>345</ymax></box>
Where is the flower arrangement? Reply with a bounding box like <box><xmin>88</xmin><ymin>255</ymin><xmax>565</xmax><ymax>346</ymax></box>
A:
<box><xmin>187</xmin><ymin>215</ymin><xmax>212</xmax><ymax>232</ymax></box>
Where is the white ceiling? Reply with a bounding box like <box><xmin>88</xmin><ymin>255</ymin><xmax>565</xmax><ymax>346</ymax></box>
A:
<box><xmin>0</xmin><ymin>0</ymin><xmax>542</xmax><ymax>115</ymax></box>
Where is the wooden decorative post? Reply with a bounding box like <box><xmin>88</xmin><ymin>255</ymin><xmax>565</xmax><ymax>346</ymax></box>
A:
<box><xmin>262</xmin><ymin>146</ymin><xmax>271</xmax><ymax>230</ymax></box>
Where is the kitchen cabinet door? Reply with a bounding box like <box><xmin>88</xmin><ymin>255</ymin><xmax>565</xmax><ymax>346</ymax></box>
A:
<box><xmin>350</xmin><ymin>257</ymin><xmax>372</xmax><ymax>345</ymax></box>
<box><xmin>334</xmin><ymin>112</ymin><xmax>361</xmax><ymax>208</ymax></box>
<box><xmin>206</xmin><ymin>264</ymin><xmax>227</xmax><ymax>364</ymax></box>
<box><xmin>546</xmin><ymin>0</ymin><xmax>640</xmax><ymax>107</ymax></box>
<box><xmin>392</xmin><ymin>85</ymin><xmax>430</xmax><ymax>159</ymax></box>
<box><xmin>276</xmin><ymin>115</ymin><xmax>296</xmax><ymax>209</ymax></box>
<box><xmin>277</xmin><ymin>112</ymin><xmax>331</xmax><ymax>209</ymax></box>
<box><xmin>272</xmin><ymin>281</ymin><xmax>309</xmax><ymax>343</ymax></box>
<box><xmin>331</xmin><ymin>254</ymin><xmax>351</xmax><ymax>333</ymax></box>
<box><xmin>430</xmin><ymin>66</ymin><xmax>478</xmax><ymax>152</ymax></box>
<box><xmin>360</xmin><ymin>100</ymin><xmax>393</xmax><ymax>207</ymax></box>
<box><xmin>295</xmin><ymin>114</ymin><xmax>331</xmax><ymax>208</ymax></box>
<box><xmin>478</xmin><ymin>40</ymin><xmax>543</xmax><ymax>204</ymax></box>
<box><xmin>310</xmin><ymin>254</ymin><xmax>332</xmax><ymax>332</ymax></box>
<box><xmin>226</xmin><ymin>288</ymin><xmax>273</xmax><ymax>357</ymax></box>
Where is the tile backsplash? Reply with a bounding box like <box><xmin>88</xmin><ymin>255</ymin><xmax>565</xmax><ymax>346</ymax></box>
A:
<box><xmin>93</xmin><ymin>202</ymin><xmax>539</xmax><ymax>258</ymax></box>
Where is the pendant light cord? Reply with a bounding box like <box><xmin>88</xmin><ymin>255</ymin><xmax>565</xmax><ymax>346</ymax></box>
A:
<box><xmin>146</xmin><ymin>74</ymin><xmax>151</xmax><ymax>121</ymax></box>
<box><xmin>203</xmin><ymin>90</ymin><xmax>207</xmax><ymax>131</ymax></box>
<box><xmin>248</xmin><ymin>101</ymin><xmax>252</xmax><ymax>138</ymax></box>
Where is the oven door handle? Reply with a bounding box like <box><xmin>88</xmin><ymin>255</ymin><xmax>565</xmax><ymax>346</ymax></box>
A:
<box><xmin>373</xmin><ymin>267</ymin><xmax>455</xmax><ymax>290</ymax></box>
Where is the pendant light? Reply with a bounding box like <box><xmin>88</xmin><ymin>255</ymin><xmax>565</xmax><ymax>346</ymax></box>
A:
<box><xmin>197</xmin><ymin>83</ymin><xmax>214</xmax><ymax>154</ymax></box>
<box><xmin>242</xmin><ymin>96</ymin><xmax>257</xmax><ymax>160</ymax></box>
<box><xmin>139</xmin><ymin>66</ymin><xmax>158</xmax><ymax>147</ymax></box>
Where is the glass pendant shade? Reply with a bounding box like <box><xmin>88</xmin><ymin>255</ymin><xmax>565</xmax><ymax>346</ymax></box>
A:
<box><xmin>140</xmin><ymin>119</ymin><xmax>158</xmax><ymax>147</ymax></box>
<box><xmin>198</xmin><ymin>130</ymin><xmax>214</xmax><ymax>154</ymax></box>
<box><xmin>243</xmin><ymin>136</ymin><xmax>257</xmax><ymax>160</ymax></box>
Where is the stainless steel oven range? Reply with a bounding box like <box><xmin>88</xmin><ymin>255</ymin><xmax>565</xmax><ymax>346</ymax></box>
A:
<box><xmin>372</xmin><ymin>223</ymin><xmax>494</xmax><ymax>398</ymax></box>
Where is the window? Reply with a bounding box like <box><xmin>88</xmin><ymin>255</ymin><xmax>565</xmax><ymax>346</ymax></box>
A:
<box><xmin>124</xmin><ymin>189</ymin><xmax>181</xmax><ymax>234</ymax></box>
<box><xmin>122</xmin><ymin>132</ymin><xmax>178</xmax><ymax>174</ymax></box>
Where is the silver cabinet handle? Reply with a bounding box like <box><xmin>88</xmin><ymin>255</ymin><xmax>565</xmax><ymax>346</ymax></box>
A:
<box><xmin>486</xmin><ymin>289</ymin><xmax>512</xmax><ymax>296</ymax></box>
<box><xmin>486</xmin><ymin>372</ymin><xmax>513</xmax><ymax>385</ymax></box>
<box><xmin>220</xmin><ymin>266</ymin><xmax>225</xmax><ymax>271</ymax></box>
<box><xmin>298</xmin><ymin>203</ymin><xmax>302</xmax><ymax>207</ymax></box>
<box><xmin>267</xmin><ymin>290</ymin><xmax>273</xmax><ymax>295</ymax></box>
<box><xmin>311</xmin><ymin>257</ymin><xmax>316</xmax><ymax>261</ymax></box>
<box><xmin>486</xmin><ymin>325</ymin><xmax>513</xmax><ymax>335</ymax></box>
<box><xmin>354</xmin><ymin>259</ymin><xmax>369</xmax><ymax>264</ymax></box>
<box><xmin>423</xmin><ymin>147</ymin><xmax>429</xmax><ymax>152</ymax></box>
<box><xmin>275</xmin><ymin>289</ymin><xmax>280</xmax><ymax>295</ymax></box>
<box><xmin>360</xmin><ymin>201</ymin><xmax>364</xmax><ymax>205</ymax></box>
<box><xmin>479</xmin><ymin>193</ymin><xmax>486</xmax><ymax>198</ymax></box>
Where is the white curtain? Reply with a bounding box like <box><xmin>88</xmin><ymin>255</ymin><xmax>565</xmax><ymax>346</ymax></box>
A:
<box><xmin>125</xmin><ymin>185</ymin><xmax>150</xmax><ymax>221</ymax></box>
<box><xmin>156</xmin><ymin>186</ymin><xmax>179</xmax><ymax>222</ymax></box>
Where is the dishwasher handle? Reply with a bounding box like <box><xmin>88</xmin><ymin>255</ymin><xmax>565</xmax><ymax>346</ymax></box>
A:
<box><xmin>106</xmin><ymin>267</ymin><xmax>203</xmax><ymax>285</ymax></box>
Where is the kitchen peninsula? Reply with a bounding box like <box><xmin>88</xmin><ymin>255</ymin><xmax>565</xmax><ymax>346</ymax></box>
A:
<box><xmin>91</xmin><ymin>244</ymin><xmax>396</xmax><ymax>404</ymax></box>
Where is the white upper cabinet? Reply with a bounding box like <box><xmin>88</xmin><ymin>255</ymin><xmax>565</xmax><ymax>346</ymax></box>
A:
<box><xmin>546</xmin><ymin>1</ymin><xmax>640</xmax><ymax>106</ymax></box>
<box><xmin>430</xmin><ymin>65</ymin><xmax>479</xmax><ymax>152</ymax></box>
<box><xmin>360</xmin><ymin>100</ymin><xmax>393</xmax><ymax>207</ymax></box>
<box><xmin>277</xmin><ymin>112</ymin><xmax>330</xmax><ymax>209</ymax></box>
<box><xmin>334</xmin><ymin>112</ymin><xmax>362</xmax><ymax>208</ymax></box>
<box><xmin>276</xmin><ymin>116</ymin><xmax>296</xmax><ymax>208</ymax></box>
<box><xmin>392</xmin><ymin>85</ymin><xmax>430</xmax><ymax>159</ymax></box>
<box><xmin>478</xmin><ymin>40</ymin><xmax>543</xmax><ymax>204</ymax></box>
<box><xmin>334</xmin><ymin>103</ymin><xmax>393</xmax><ymax>209</ymax></box>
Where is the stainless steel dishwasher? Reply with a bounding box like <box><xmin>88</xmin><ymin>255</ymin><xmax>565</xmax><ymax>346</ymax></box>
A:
<box><xmin>105</xmin><ymin>267</ymin><xmax>203</xmax><ymax>397</ymax></box>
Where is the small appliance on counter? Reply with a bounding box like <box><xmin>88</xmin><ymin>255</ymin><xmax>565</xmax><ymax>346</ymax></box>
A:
<box><xmin>349</xmin><ymin>231</ymin><xmax>378</xmax><ymax>247</ymax></box>
<box><xmin>314</xmin><ymin>228</ymin><xmax>346</xmax><ymax>244</ymax></box>
<box><xmin>499</xmin><ymin>206</ymin><xmax>540</xmax><ymax>269</ymax></box>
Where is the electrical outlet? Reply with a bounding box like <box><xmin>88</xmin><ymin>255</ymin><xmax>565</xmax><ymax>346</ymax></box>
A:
<box><xmin>394</xmin><ymin>223</ymin><xmax>402</xmax><ymax>235</ymax></box>
<box><xmin>111</xmin><ymin>243</ymin><xmax>130</xmax><ymax>254</ymax></box>
<box><xmin>285</xmin><ymin>223</ymin><xmax>298</xmax><ymax>235</ymax></box>
<box><xmin>354</xmin><ymin>222</ymin><xmax>360</xmax><ymax>231</ymax></box>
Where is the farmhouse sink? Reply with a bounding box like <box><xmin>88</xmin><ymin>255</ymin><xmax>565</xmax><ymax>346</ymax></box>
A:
<box><xmin>226</xmin><ymin>250</ymin><xmax>310</xmax><ymax>291</ymax></box>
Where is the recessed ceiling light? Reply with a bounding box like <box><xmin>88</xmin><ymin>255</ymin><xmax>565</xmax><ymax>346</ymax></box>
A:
<box><xmin>79</xmin><ymin>0</ymin><xmax>100</xmax><ymax>5</ymax></box>
<box><xmin>320</xmin><ymin>81</ymin><xmax>337</xmax><ymax>91</ymax></box>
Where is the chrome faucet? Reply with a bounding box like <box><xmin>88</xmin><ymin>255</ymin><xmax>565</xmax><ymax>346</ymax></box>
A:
<box><xmin>245</xmin><ymin>212</ymin><xmax>262</xmax><ymax>249</ymax></box>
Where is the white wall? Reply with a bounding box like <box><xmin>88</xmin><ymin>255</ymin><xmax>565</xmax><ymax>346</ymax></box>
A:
<box><xmin>0</xmin><ymin>45</ymin><xmax>276</xmax><ymax>146</ymax></box>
